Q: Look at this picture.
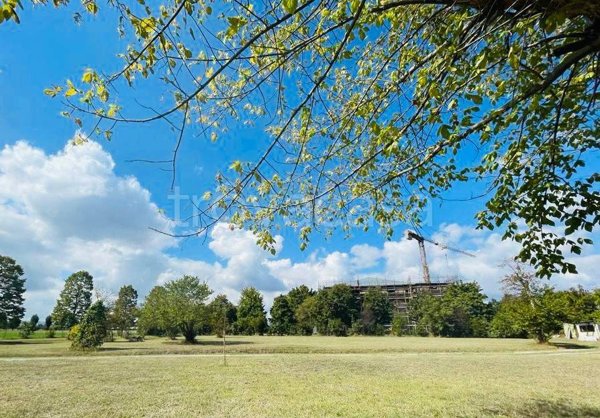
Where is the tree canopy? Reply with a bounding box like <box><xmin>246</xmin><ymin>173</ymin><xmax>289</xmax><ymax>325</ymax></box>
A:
<box><xmin>359</xmin><ymin>287</ymin><xmax>393</xmax><ymax>334</ymax></box>
<box><xmin>236</xmin><ymin>287</ymin><xmax>268</xmax><ymax>335</ymax></box>
<box><xmin>51</xmin><ymin>271</ymin><xmax>94</xmax><ymax>329</ymax></box>
<box><xmin>207</xmin><ymin>293</ymin><xmax>237</xmax><ymax>337</ymax></box>
<box><xmin>2</xmin><ymin>0</ymin><xmax>599</xmax><ymax>277</ymax></box>
<box><xmin>138</xmin><ymin>275</ymin><xmax>212</xmax><ymax>342</ymax></box>
<box><xmin>408</xmin><ymin>281</ymin><xmax>493</xmax><ymax>336</ymax></box>
<box><xmin>269</xmin><ymin>294</ymin><xmax>295</xmax><ymax>335</ymax></box>
<box><xmin>71</xmin><ymin>300</ymin><xmax>108</xmax><ymax>350</ymax></box>
<box><xmin>112</xmin><ymin>285</ymin><xmax>138</xmax><ymax>336</ymax></box>
<box><xmin>0</xmin><ymin>255</ymin><xmax>26</xmax><ymax>329</ymax></box>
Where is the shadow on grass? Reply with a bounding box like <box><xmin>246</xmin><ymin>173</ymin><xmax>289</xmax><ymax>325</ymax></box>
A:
<box><xmin>486</xmin><ymin>399</ymin><xmax>600</xmax><ymax>418</ymax></box>
<box><xmin>549</xmin><ymin>341</ymin><xmax>596</xmax><ymax>350</ymax></box>
<box><xmin>0</xmin><ymin>339</ymin><xmax>59</xmax><ymax>345</ymax></box>
<box><xmin>99</xmin><ymin>347</ymin><xmax>150</xmax><ymax>352</ymax></box>
<box><xmin>162</xmin><ymin>339</ymin><xmax>253</xmax><ymax>347</ymax></box>
<box><xmin>198</xmin><ymin>340</ymin><xmax>253</xmax><ymax>347</ymax></box>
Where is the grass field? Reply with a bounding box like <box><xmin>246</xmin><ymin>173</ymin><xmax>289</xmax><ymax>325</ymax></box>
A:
<box><xmin>0</xmin><ymin>329</ymin><xmax>68</xmax><ymax>340</ymax></box>
<box><xmin>1</xmin><ymin>336</ymin><xmax>599</xmax><ymax>417</ymax></box>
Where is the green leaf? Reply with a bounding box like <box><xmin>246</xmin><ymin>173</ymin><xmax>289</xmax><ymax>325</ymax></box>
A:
<box><xmin>44</xmin><ymin>86</ymin><xmax>62</xmax><ymax>97</ymax></box>
<box><xmin>439</xmin><ymin>124</ymin><xmax>451</xmax><ymax>139</ymax></box>
<box><xmin>96</xmin><ymin>84</ymin><xmax>109</xmax><ymax>102</ymax></box>
<box><xmin>229</xmin><ymin>160</ymin><xmax>243</xmax><ymax>174</ymax></box>
<box><xmin>282</xmin><ymin>0</ymin><xmax>297</xmax><ymax>14</ymax></box>
<box><xmin>226</xmin><ymin>16</ymin><xmax>247</xmax><ymax>38</ymax></box>
<box><xmin>107</xmin><ymin>104</ymin><xmax>120</xmax><ymax>118</ymax></box>
<box><xmin>81</xmin><ymin>69</ymin><xmax>94</xmax><ymax>84</ymax></box>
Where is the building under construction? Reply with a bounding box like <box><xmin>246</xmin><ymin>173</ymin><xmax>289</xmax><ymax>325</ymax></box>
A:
<box><xmin>322</xmin><ymin>278</ymin><xmax>452</xmax><ymax>319</ymax></box>
<box><xmin>322</xmin><ymin>230</ymin><xmax>474</xmax><ymax>320</ymax></box>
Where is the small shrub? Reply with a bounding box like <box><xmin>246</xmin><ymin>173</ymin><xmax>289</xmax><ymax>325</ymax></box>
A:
<box><xmin>350</xmin><ymin>320</ymin><xmax>363</xmax><ymax>335</ymax></box>
<box><xmin>72</xmin><ymin>301</ymin><xmax>108</xmax><ymax>350</ymax></box>
<box><xmin>391</xmin><ymin>315</ymin><xmax>407</xmax><ymax>336</ymax></box>
<box><xmin>327</xmin><ymin>319</ymin><xmax>347</xmax><ymax>336</ymax></box>
<box><xmin>18</xmin><ymin>322</ymin><xmax>34</xmax><ymax>339</ymax></box>
<box><xmin>372</xmin><ymin>324</ymin><xmax>386</xmax><ymax>336</ymax></box>
<box><xmin>45</xmin><ymin>329</ymin><xmax>56</xmax><ymax>338</ymax></box>
<box><xmin>67</xmin><ymin>325</ymin><xmax>80</xmax><ymax>341</ymax></box>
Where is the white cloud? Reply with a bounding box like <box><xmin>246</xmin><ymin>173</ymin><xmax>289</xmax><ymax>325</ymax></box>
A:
<box><xmin>1</xmin><ymin>139</ymin><xmax>598</xmax><ymax>318</ymax></box>
<box><xmin>350</xmin><ymin>244</ymin><xmax>382</xmax><ymax>269</ymax></box>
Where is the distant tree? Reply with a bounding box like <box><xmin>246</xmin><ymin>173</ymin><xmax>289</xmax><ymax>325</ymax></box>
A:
<box><xmin>18</xmin><ymin>314</ymin><xmax>39</xmax><ymax>338</ymax></box>
<box><xmin>113</xmin><ymin>285</ymin><xmax>138</xmax><ymax>336</ymax></box>
<box><xmin>286</xmin><ymin>285</ymin><xmax>316</xmax><ymax>335</ymax></box>
<box><xmin>489</xmin><ymin>296</ymin><xmax>529</xmax><ymax>339</ymax></box>
<box><xmin>408</xmin><ymin>293</ymin><xmax>444</xmax><ymax>336</ymax></box>
<box><xmin>44</xmin><ymin>315</ymin><xmax>52</xmax><ymax>330</ymax></box>
<box><xmin>0</xmin><ymin>255</ymin><xmax>26</xmax><ymax>329</ymax></box>
<box><xmin>498</xmin><ymin>264</ymin><xmax>563</xmax><ymax>343</ymax></box>
<box><xmin>208</xmin><ymin>294</ymin><xmax>237</xmax><ymax>337</ymax></box>
<box><xmin>550</xmin><ymin>287</ymin><xmax>598</xmax><ymax>323</ymax></box>
<box><xmin>314</xmin><ymin>284</ymin><xmax>359</xmax><ymax>336</ymax></box>
<box><xmin>295</xmin><ymin>296</ymin><xmax>319</xmax><ymax>335</ymax></box>
<box><xmin>270</xmin><ymin>295</ymin><xmax>294</xmax><ymax>335</ymax></box>
<box><xmin>72</xmin><ymin>301</ymin><xmax>108</xmax><ymax>350</ymax></box>
<box><xmin>51</xmin><ymin>271</ymin><xmax>94</xmax><ymax>329</ymax></box>
<box><xmin>360</xmin><ymin>288</ymin><xmax>393</xmax><ymax>335</ymax></box>
<box><xmin>29</xmin><ymin>314</ymin><xmax>39</xmax><ymax>330</ymax></box>
<box><xmin>439</xmin><ymin>282</ymin><xmax>490</xmax><ymax>337</ymax></box>
<box><xmin>287</xmin><ymin>285</ymin><xmax>316</xmax><ymax>308</ymax></box>
<box><xmin>236</xmin><ymin>287</ymin><xmax>268</xmax><ymax>335</ymax></box>
<box><xmin>407</xmin><ymin>282</ymin><xmax>492</xmax><ymax>337</ymax></box>
<box><xmin>18</xmin><ymin>322</ymin><xmax>34</xmax><ymax>338</ymax></box>
<box><xmin>138</xmin><ymin>276</ymin><xmax>211</xmax><ymax>343</ymax></box>
<box><xmin>138</xmin><ymin>286</ymin><xmax>177</xmax><ymax>338</ymax></box>
<box><xmin>593</xmin><ymin>290</ymin><xmax>600</xmax><ymax>323</ymax></box>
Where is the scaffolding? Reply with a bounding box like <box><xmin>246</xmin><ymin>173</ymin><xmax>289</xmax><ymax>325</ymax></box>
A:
<box><xmin>322</xmin><ymin>276</ymin><xmax>453</xmax><ymax>319</ymax></box>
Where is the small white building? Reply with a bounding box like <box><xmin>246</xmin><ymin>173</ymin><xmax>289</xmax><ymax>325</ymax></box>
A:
<box><xmin>563</xmin><ymin>323</ymin><xmax>600</xmax><ymax>342</ymax></box>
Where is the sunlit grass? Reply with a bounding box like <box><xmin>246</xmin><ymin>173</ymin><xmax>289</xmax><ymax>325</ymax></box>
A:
<box><xmin>0</xmin><ymin>329</ymin><xmax>67</xmax><ymax>340</ymax></box>
<box><xmin>0</xmin><ymin>335</ymin><xmax>573</xmax><ymax>358</ymax></box>
<box><xmin>1</xmin><ymin>336</ymin><xmax>599</xmax><ymax>417</ymax></box>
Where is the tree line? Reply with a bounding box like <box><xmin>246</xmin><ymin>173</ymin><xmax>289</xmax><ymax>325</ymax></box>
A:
<box><xmin>3</xmin><ymin>253</ymin><xmax>600</xmax><ymax>347</ymax></box>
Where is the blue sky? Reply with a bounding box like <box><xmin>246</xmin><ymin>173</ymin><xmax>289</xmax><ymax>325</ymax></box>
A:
<box><xmin>1</xmin><ymin>5</ymin><xmax>598</xmax><ymax>317</ymax></box>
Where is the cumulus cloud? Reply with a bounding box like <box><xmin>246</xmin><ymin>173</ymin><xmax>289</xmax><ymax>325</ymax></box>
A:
<box><xmin>0</xmin><ymin>140</ymin><xmax>344</xmax><ymax>314</ymax></box>
<box><xmin>1</xmin><ymin>139</ymin><xmax>598</xmax><ymax>317</ymax></box>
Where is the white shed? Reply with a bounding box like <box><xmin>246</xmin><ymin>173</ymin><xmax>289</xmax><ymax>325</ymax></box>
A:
<box><xmin>563</xmin><ymin>323</ymin><xmax>600</xmax><ymax>342</ymax></box>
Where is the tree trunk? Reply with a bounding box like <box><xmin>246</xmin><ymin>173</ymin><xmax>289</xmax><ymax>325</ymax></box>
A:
<box><xmin>181</xmin><ymin>323</ymin><xmax>197</xmax><ymax>344</ymax></box>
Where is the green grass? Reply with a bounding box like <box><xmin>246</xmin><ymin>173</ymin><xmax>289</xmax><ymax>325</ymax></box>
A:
<box><xmin>1</xmin><ymin>336</ymin><xmax>599</xmax><ymax>417</ymax></box>
<box><xmin>0</xmin><ymin>335</ymin><xmax>568</xmax><ymax>358</ymax></box>
<box><xmin>0</xmin><ymin>329</ymin><xmax>67</xmax><ymax>340</ymax></box>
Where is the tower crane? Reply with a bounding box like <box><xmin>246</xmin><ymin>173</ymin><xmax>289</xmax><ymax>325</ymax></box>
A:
<box><xmin>405</xmin><ymin>230</ymin><xmax>475</xmax><ymax>284</ymax></box>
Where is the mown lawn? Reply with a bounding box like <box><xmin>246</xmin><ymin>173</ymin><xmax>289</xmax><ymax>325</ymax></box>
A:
<box><xmin>1</xmin><ymin>336</ymin><xmax>599</xmax><ymax>417</ymax></box>
<box><xmin>0</xmin><ymin>329</ymin><xmax>68</xmax><ymax>340</ymax></box>
<box><xmin>0</xmin><ymin>335</ymin><xmax>570</xmax><ymax>358</ymax></box>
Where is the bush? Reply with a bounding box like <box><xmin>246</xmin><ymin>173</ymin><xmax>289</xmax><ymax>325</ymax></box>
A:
<box><xmin>372</xmin><ymin>324</ymin><xmax>386</xmax><ymax>336</ymax></box>
<box><xmin>18</xmin><ymin>322</ymin><xmax>34</xmax><ymax>339</ymax></box>
<box><xmin>72</xmin><ymin>301</ymin><xmax>108</xmax><ymax>350</ymax></box>
<box><xmin>45</xmin><ymin>329</ymin><xmax>56</xmax><ymax>338</ymax></box>
<box><xmin>391</xmin><ymin>315</ymin><xmax>407</xmax><ymax>336</ymax></box>
<box><xmin>327</xmin><ymin>319</ymin><xmax>347</xmax><ymax>336</ymax></box>
<box><xmin>67</xmin><ymin>325</ymin><xmax>80</xmax><ymax>341</ymax></box>
<box><xmin>350</xmin><ymin>320</ymin><xmax>385</xmax><ymax>336</ymax></box>
<box><xmin>350</xmin><ymin>320</ymin><xmax>363</xmax><ymax>335</ymax></box>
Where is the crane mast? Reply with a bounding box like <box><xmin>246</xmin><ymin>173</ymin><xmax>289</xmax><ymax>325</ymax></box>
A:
<box><xmin>405</xmin><ymin>230</ymin><xmax>475</xmax><ymax>284</ymax></box>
